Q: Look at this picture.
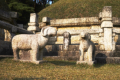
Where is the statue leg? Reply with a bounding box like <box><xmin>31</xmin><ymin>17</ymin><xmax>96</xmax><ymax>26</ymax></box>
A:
<box><xmin>31</xmin><ymin>46</ymin><xmax>39</xmax><ymax>61</ymax></box>
<box><xmin>88</xmin><ymin>45</ymin><xmax>93</xmax><ymax>62</ymax></box>
<box><xmin>13</xmin><ymin>48</ymin><xmax>19</xmax><ymax>60</ymax></box>
<box><xmin>80</xmin><ymin>50</ymin><xmax>84</xmax><ymax>61</ymax></box>
<box><xmin>39</xmin><ymin>49</ymin><xmax>43</xmax><ymax>60</ymax></box>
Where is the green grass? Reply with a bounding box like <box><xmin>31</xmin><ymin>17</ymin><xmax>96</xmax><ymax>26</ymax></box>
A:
<box><xmin>0</xmin><ymin>58</ymin><xmax>120</xmax><ymax>80</ymax></box>
<box><xmin>38</xmin><ymin>0</ymin><xmax>120</xmax><ymax>22</ymax></box>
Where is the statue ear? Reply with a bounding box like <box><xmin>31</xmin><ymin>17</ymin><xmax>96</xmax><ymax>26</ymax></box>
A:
<box><xmin>41</xmin><ymin>27</ymin><xmax>48</xmax><ymax>37</ymax></box>
<box><xmin>41</xmin><ymin>26</ymin><xmax>52</xmax><ymax>37</ymax></box>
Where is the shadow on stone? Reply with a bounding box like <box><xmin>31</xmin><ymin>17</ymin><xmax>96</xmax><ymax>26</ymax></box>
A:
<box><xmin>43</xmin><ymin>47</ymin><xmax>58</xmax><ymax>56</ymax></box>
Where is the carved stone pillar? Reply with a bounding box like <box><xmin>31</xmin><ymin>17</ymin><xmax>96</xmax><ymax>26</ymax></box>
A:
<box><xmin>63</xmin><ymin>31</ymin><xmax>71</xmax><ymax>51</ymax></box>
<box><xmin>27</xmin><ymin>13</ymin><xmax>40</xmax><ymax>33</ymax></box>
<box><xmin>101</xmin><ymin>6</ymin><xmax>113</xmax><ymax>51</ymax></box>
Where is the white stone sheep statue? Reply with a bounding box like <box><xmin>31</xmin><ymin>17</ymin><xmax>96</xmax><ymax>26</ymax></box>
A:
<box><xmin>12</xmin><ymin>26</ymin><xmax>57</xmax><ymax>64</ymax></box>
<box><xmin>77</xmin><ymin>32</ymin><xmax>95</xmax><ymax>65</ymax></box>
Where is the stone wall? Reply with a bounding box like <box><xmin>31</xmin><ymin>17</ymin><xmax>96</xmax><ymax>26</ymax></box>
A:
<box><xmin>39</xmin><ymin>6</ymin><xmax>120</xmax><ymax>62</ymax></box>
<box><xmin>0</xmin><ymin>9</ymin><xmax>33</xmax><ymax>55</ymax></box>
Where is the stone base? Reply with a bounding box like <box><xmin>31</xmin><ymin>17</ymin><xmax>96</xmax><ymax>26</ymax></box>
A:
<box><xmin>27</xmin><ymin>26</ymin><xmax>40</xmax><ymax>32</ymax></box>
<box><xmin>76</xmin><ymin>61</ymin><xmax>95</xmax><ymax>65</ymax></box>
<box><xmin>15</xmin><ymin>59</ymin><xmax>46</xmax><ymax>64</ymax></box>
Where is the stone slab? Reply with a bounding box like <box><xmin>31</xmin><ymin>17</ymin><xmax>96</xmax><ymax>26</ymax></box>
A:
<box><xmin>50</xmin><ymin>17</ymin><xmax>99</xmax><ymax>27</ymax></box>
<box><xmin>76</xmin><ymin>61</ymin><xmax>95</xmax><ymax>65</ymax></box>
<box><xmin>0</xmin><ymin>9</ymin><xmax>12</xmax><ymax>22</ymax></box>
<box><xmin>104</xmin><ymin>28</ymin><xmax>112</xmax><ymax>51</ymax></box>
<box><xmin>0</xmin><ymin>20</ymin><xmax>33</xmax><ymax>34</ymax></box>
<box><xmin>9</xmin><ymin>12</ymin><xmax>18</xmax><ymax>18</ymax></box>
<box><xmin>57</xmin><ymin>29</ymin><xmax>103</xmax><ymax>36</ymax></box>
<box><xmin>27</xmin><ymin>26</ymin><xmax>40</xmax><ymax>31</ymax></box>
<box><xmin>19</xmin><ymin>60</ymin><xmax>46</xmax><ymax>64</ymax></box>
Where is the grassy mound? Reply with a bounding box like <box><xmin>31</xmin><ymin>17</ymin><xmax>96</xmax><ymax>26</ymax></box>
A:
<box><xmin>0</xmin><ymin>0</ymin><xmax>10</xmax><ymax>11</ymax></box>
<box><xmin>38</xmin><ymin>0</ymin><xmax>120</xmax><ymax>22</ymax></box>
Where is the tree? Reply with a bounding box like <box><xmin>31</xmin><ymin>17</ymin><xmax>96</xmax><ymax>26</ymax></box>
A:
<box><xmin>6</xmin><ymin>0</ymin><xmax>35</xmax><ymax>24</ymax></box>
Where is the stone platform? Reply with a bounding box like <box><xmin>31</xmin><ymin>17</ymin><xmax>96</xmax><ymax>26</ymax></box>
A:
<box><xmin>76</xmin><ymin>61</ymin><xmax>95</xmax><ymax>65</ymax></box>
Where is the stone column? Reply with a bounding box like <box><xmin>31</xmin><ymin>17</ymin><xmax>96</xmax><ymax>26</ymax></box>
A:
<box><xmin>101</xmin><ymin>6</ymin><xmax>113</xmax><ymax>51</ymax></box>
<box><xmin>27</xmin><ymin>13</ymin><xmax>40</xmax><ymax>33</ymax></box>
<box><xmin>63</xmin><ymin>31</ymin><xmax>71</xmax><ymax>50</ymax></box>
<box><xmin>39</xmin><ymin>17</ymin><xmax>51</xmax><ymax>30</ymax></box>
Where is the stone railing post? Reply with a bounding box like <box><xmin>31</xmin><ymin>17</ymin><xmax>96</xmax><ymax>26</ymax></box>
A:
<box><xmin>63</xmin><ymin>31</ymin><xmax>71</xmax><ymax>50</ymax></box>
<box><xmin>27</xmin><ymin>13</ymin><xmax>40</xmax><ymax>33</ymax></box>
<box><xmin>101</xmin><ymin>6</ymin><xmax>114</xmax><ymax>51</ymax></box>
<box><xmin>39</xmin><ymin>17</ymin><xmax>51</xmax><ymax>30</ymax></box>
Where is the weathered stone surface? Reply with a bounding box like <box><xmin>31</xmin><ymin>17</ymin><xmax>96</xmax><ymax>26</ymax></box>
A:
<box><xmin>58</xmin><ymin>51</ymin><xmax>79</xmax><ymax>57</ymax></box>
<box><xmin>102</xmin><ymin>6</ymin><xmax>112</xmax><ymax>19</ymax></box>
<box><xmin>101</xmin><ymin>21</ymin><xmax>113</xmax><ymax>28</ymax></box>
<box><xmin>57</xmin><ymin>29</ymin><xmax>103</xmax><ymax>36</ymax></box>
<box><xmin>0</xmin><ymin>20</ymin><xmax>33</xmax><ymax>34</ymax></box>
<box><xmin>27</xmin><ymin>26</ymin><xmax>40</xmax><ymax>32</ymax></box>
<box><xmin>30</xmin><ymin>13</ymin><xmax>38</xmax><ymax>23</ymax></box>
<box><xmin>27</xmin><ymin>13</ymin><xmax>40</xmax><ymax>32</ymax></box>
<box><xmin>17</xmin><ymin>24</ymin><xmax>23</xmax><ymax>28</ymax></box>
<box><xmin>9</xmin><ymin>12</ymin><xmax>18</xmax><ymax>19</ymax></box>
<box><xmin>12</xmin><ymin>26</ymin><xmax>57</xmax><ymax>64</ymax></box>
<box><xmin>50</xmin><ymin>17</ymin><xmax>99</xmax><ymax>27</ymax></box>
<box><xmin>12</xmin><ymin>26</ymin><xmax>17</xmax><ymax>33</ymax></box>
<box><xmin>76</xmin><ymin>61</ymin><xmax>95</xmax><ymax>65</ymax></box>
<box><xmin>0</xmin><ymin>9</ymin><xmax>12</xmax><ymax>22</ymax></box>
<box><xmin>42</xmin><ymin>17</ymin><xmax>51</xmax><ymax>23</ymax></box>
<box><xmin>104</xmin><ymin>28</ymin><xmax>112</xmax><ymax>51</ymax></box>
<box><xmin>63</xmin><ymin>32</ymin><xmax>71</xmax><ymax>50</ymax></box>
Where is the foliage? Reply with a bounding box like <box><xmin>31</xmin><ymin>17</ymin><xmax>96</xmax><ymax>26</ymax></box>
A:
<box><xmin>38</xmin><ymin>0</ymin><xmax>120</xmax><ymax>22</ymax></box>
<box><xmin>6</xmin><ymin>0</ymin><xmax>35</xmax><ymax>24</ymax></box>
<box><xmin>1</xmin><ymin>58</ymin><xmax>120</xmax><ymax>80</ymax></box>
<box><xmin>0</xmin><ymin>0</ymin><xmax>10</xmax><ymax>11</ymax></box>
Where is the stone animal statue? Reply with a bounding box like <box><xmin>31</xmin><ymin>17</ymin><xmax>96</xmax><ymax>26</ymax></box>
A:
<box><xmin>79</xmin><ymin>32</ymin><xmax>95</xmax><ymax>62</ymax></box>
<box><xmin>12</xmin><ymin>26</ymin><xmax>57</xmax><ymax>62</ymax></box>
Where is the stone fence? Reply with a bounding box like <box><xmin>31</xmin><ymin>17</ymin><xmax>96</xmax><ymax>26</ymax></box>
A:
<box><xmin>1</xmin><ymin>6</ymin><xmax>120</xmax><ymax>63</ymax></box>
<box><xmin>38</xmin><ymin>6</ymin><xmax>120</xmax><ymax>63</ymax></box>
<box><xmin>0</xmin><ymin>9</ymin><xmax>33</xmax><ymax>55</ymax></box>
